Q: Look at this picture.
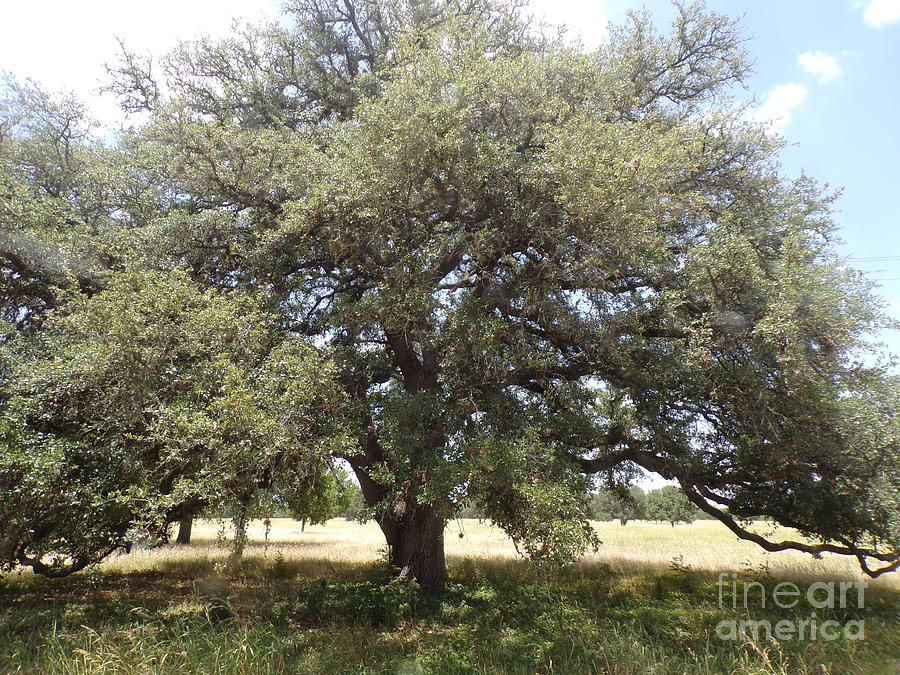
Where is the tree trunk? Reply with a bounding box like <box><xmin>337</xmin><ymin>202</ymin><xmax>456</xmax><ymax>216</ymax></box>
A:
<box><xmin>347</xmin><ymin>452</ymin><xmax>448</xmax><ymax>588</ymax></box>
<box><xmin>301</xmin><ymin>517</ymin><xmax>306</xmax><ymax>532</ymax></box>
<box><xmin>175</xmin><ymin>516</ymin><xmax>193</xmax><ymax>545</ymax></box>
<box><xmin>229</xmin><ymin>507</ymin><xmax>249</xmax><ymax>564</ymax></box>
<box><xmin>150</xmin><ymin>522</ymin><xmax>171</xmax><ymax>546</ymax></box>
<box><xmin>620</xmin><ymin>518</ymin><xmax>628</xmax><ymax>526</ymax></box>
<box><xmin>380</xmin><ymin>506</ymin><xmax>447</xmax><ymax>588</ymax></box>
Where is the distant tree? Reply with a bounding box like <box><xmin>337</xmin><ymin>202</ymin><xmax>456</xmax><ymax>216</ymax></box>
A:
<box><xmin>646</xmin><ymin>486</ymin><xmax>700</xmax><ymax>527</ymax></box>
<box><xmin>343</xmin><ymin>484</ymin><xmax>369</xmax><ymax>522</ymax></box>
<box><xmin>590</xmin><ymin>486</ymin><xmax>647</xmax><ymax>526</ymax></box>
<box><xmin>284</xmin><ymin>467</ymin><xmax>357</xmax><ymax>531</ymax></box>
<box><xmin>456</xmin><ymin>501</ymin><xmax>488</xmax><ymax>520</ymax></box>
<box><xmin>174</xmin><ymin>515</ymin><xmax>196</xmax><ymax>545</ymax></box>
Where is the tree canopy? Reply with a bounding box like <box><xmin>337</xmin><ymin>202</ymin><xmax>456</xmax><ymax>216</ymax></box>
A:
<box><xmin>645</xmin><ymin>485</ymin><xmax>699</xmax><ymax>526</ymax></box>
<box><xmin>590</xmin><ymin>485</ymin><xmax>647</xmax><ymax>525</ymax></box>
<box><xmin>1</xmin><ymin>268</ymin><xmax>347</xmax><ymax>574</ymax></box>
<box><xmin>1</xmin><ymin>0</ymin><xmax>898</xmax><ymax>586</ymax></box>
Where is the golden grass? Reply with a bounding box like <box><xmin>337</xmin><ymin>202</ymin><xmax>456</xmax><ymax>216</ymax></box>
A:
<box><xmin>98</xmin><ymin>517</ymin><xmax>900</xmax><ymax>591</ymax></box>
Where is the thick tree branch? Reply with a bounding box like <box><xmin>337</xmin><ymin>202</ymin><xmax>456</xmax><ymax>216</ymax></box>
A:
<box><xmin>679</xmin><ymin>482</ymin><xmax>899</xmax><ymax>578</ymax></box>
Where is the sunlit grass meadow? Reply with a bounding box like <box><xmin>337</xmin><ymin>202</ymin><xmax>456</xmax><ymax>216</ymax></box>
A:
<box><xmin>2</xmin><ymin>518</ymin><xmax>898</xmax><ymax>673</ymax></box>
<box><xmin>100</xmin><ymin>517</ymin><xmax>900</xmax><ymax>590</ymax></box>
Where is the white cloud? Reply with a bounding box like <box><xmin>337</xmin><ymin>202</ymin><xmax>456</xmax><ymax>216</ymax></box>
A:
<box><xmin>750</xmin><ymin>83</ymin><xmax>808</xmax><ymax>133</ymax></box>
<box><xmin>528</xmin><ymin>0</ymin><xmax>609</xmax><ymax>49</ymax></box>
<box><xmin>860</xmin><ymin>0</ymin><xmax>900</xmax><ymax>27</ymax></box>
<box><xmin>797</xmin><ymin>51</ymin><xmax>842</xmax><ymax>83</ymax></box>
<box><xmin>0</xmin><ymin>1</ymin><xmax>280</xmax><ymax>128</ymax></box>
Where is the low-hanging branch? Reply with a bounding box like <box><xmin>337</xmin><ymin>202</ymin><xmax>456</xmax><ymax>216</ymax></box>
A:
<box><xmin>680</xmin><ymin>482</ymin><xmax>900</xmax><ymax>578</ymax></box>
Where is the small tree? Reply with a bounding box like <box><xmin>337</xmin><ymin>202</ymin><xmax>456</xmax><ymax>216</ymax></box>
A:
<box><xmin>283</xmin><ymin>467</ymin><xmax>356</xmax><ymax>531</ymax></box>
<box><xmin>646</xmin><ymin>486</ymin><xmax>699</xmax><ymax>527</ymax></box>
<box><xmin>590</xmin><ymin>486</ymin><xmax>647</xmax><ymax>526</ymax></box>
<box><xmin>343</xmin><ymin>485</ymin><xmax>369</xmax><ymax>522</ymax></box>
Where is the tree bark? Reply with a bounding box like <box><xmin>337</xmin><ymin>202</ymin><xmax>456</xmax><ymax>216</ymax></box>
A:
<box><xmin>229</xmin><ymin>507</ymin><xmax>249</xmax><ymax>562</ymax></box>
<box><xmin>380</xmin><ymin>505</ymin><xmax>447</xmax><ymax>588</ymax></box>
<box><xmin>345</xmin><ymin>419</ymin><xmax>448</xmax><ymax>587</ymax></box>
<box><xmin>175</xmin><ymin>516</ymin><xmax>193</xmax><ymax>545</ymax></box>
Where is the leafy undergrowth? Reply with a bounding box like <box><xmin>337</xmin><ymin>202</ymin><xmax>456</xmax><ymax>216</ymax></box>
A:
<box><xmin>1</xmin><ymin>556</ymin><xmax>897</xmax><ymax>674</ymax></box>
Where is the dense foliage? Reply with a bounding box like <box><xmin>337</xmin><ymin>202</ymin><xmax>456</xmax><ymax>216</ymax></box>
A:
<box><xmin>1</xmin><ymin>0</ymin><xmax>898</xmax><ymax>585</ymax></box>
<box><xmin>284</xmin><ymin>467</ymin><xmax>359</xmax><ymax>528</ymax></box>
<box><xmin>590</xmin><ymin>485</ymin><xmax>647</xmax><ymax>525</ymax></box>
<box><xmin>645</xmin><ymin>486</ymin><xmax>699</xmax><ymax>526</ymax></box>
<box><xmin>1</xmin><ymin>269</ymin><xmax>347</xmax><ymax>574</ymax></box>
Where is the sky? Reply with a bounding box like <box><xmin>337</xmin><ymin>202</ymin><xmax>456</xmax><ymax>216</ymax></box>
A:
<box><xmin>0</xmin><ymin>0</ymin><xmax>897</xmax><ymax>353</ymax></box>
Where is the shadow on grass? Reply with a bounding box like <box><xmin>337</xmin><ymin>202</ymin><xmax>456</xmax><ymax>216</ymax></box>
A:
<box><xmin>1</xmin><ymin>554</ymin><xmax>898</xmax><ymax>674</ymax></box>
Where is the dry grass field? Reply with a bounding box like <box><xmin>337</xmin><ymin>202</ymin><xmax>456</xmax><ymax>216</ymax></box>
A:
<box><xmin>3</xmin><ymin>518</ymin><xmax>898</xmax><ymax>674</ymax></box>
<box><xmin>101</xmin><ymin>517</ymin><xmax>900</xmax><ymax>592</ymax></box>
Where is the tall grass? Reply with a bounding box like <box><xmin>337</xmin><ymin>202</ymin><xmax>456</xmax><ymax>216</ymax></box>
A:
<box><xmin>101</xmin><ymin>518</ymin><xmax>900</xmax><ymax>591</ymax></box>
<box><xmin>2</xmin><ymin>519</ymin><xmax>898</xmax><ymax>673</ymax></box>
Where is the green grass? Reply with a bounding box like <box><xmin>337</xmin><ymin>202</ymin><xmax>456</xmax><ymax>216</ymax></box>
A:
<box><xmin>1</xmin><ymin>520</ymin><xmax>898</xmax><ymax>673</ymax></box>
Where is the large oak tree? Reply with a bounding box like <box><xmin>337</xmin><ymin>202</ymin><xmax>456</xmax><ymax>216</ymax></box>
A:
<box><xmin>2</xmin><ymin>1</ymin><xmax>898</xmax><ymax>586</ymax></box>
